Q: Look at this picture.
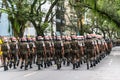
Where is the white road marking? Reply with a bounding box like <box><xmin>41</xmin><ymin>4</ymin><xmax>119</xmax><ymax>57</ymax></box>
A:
<box><xmin>24</xmin><ymin>72</ymin><xmax>37</xmax><ymax>77</ymax></box>
<box><xmin>108</xmin><ymin>59</ymin><xmax>112</xmax><ymax>65</ymax></box>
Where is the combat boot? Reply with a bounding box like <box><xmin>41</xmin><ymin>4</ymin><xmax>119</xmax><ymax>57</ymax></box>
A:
<box><xmin>25</xmin><ymin>65</ymin><xmax>28</xmax><ymax>70</ymax></box>
<box><xmin>73</xmin><ymin>63</ymin><xmax>76</xmax><ymax>70</ymax></box>
<box><xmin>16</xmin><ymin>60</ymin><xmax>19</xmax><ymax>66</ymax></box>
<box><xmin>44</xmin><ymin>63</ymin><xmax>47</xmax><ymax>68</ymax></box>
<box><xmin>4</xmin><ymin>66</ymin><xmax>7</xmax><ymax>71</ymax></box>
<box><xmin>38</xmin><ymin>64</ymin><xmax>41</xmax><ymax>70</ymax></box>
<box><xmin>30</xmin><ymin>64</ymin><xmax>33</xmax><ymax>69</ymax></box>
<box><xmin>9</xmin><ymin>61</ymin><xmax>12</xmax><ymax>69</ymax></box>
<box><xmin>67</xmin><ymin>61</ymin><xmax>70</xmax><ymax>66</ymax></box>
<box><xmin>20</xmin><ymin>62</ymin><xmax>24</xmax><ymax>69</ymax></box>
<box><xmin>14</xmin><ymin>64</ymin><xmax>16</xmax><ymax>69</ymax></box>
<box><xmin>57</xmin><ymin>63</ymin><xmax>61</xmax><ymax>70</ymax></box>
<box><xmin>77</xmin><ymin>61</ymin><xmax>80</xmax><ymax>67</ymax></box>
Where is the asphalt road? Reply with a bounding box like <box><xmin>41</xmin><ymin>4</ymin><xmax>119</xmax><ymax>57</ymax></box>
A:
<box><xmin>0</xmin><ymin>46</ymin><xmax>120</xmax><ymax>80</ymax></box>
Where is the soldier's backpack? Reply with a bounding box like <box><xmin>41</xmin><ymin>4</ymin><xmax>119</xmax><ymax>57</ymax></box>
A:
<box><xmin>19</xmin><ymin>43</ymin><xmax>28</xmax><ymax>54</ymax></box>
<box><xmin>84</xmin><ymin>39</ymin><xmax>94</xmax><ymax>49</ymax></box>
<box><xmin>54</xmin><ymin>41</ymin><xmax>62</xmax><ymax>50</ymax></box>
<box><xmin>1</xmin><ymin>43</ymin><xmax>8</xmax><ymax>52</ymax></box>
<box><xmin>35</xmin><ymin>41</ymin><xmax>44</xmax><ymax>52</ymax></box>
<box><xmin>10</xmin><ymin>43</ymin><xmax>16</xmax><ymax>53</ymax></box>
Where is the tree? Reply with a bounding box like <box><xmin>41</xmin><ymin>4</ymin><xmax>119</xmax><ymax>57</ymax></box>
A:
<box><xmin>1</xmin><ymin>0</ymin><xmax>59</xmax><ymax>36</ymax></box>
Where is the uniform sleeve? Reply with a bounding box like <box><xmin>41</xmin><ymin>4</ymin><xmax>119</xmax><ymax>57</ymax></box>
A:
<box><xmin>27</xmin><ymin>43</ymin><xmax>29</xmax><ymax>48</ymax></box>
<box><xmin>7</xmin><ymin>43</ymin><xmax>10</xmax><ymax>50</ymax></box>
<box><xmin>16</xmin><ymin>44</ymin><xmax>18</xmax><ymax>49</ymax></box>
<box><xmin>51</xmin><ymin>41</ymin><xmax>54</xmax><ymax>46</ymax></box>
<box><xmin>92</xmin><ymin>40</ymin><xmax>95</xmax><ymax>45</ymax></box>
<box><xmin>61</xmin><ymin>41</ymin><xmax>63</xmax><ymax>46</ymax></box>
<box><xmin>49</xmin><ymin>42</ymin><xmax>51</xmax><ymax>47</ymax></box>
<box><xmin>32</xmin><ymin>43</ymin><xmax>35</xmax><ymax>48</ymax></box>
<box><xmin>42</xmin><ymin>41</ymin><xmax>45</xmax><ymax>47</ymax></box>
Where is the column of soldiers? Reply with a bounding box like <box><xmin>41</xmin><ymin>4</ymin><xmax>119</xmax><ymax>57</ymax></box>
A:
<box><xmin>0</xmin><ymin>34</ymin><xmax>113</xmax><ymax>71</ymax></box>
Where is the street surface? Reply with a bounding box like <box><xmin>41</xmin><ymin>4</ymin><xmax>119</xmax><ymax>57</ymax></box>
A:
<box><xmin>0</xmin><ymin>46</ymin><xmax>120</xmax><ymax>80</ymax></box>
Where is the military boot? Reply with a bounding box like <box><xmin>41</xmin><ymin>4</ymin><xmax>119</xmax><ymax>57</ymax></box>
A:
<box><xmin>57</xmin><ymin>63</ymin><xmax>61</xmax><ymax>70</ymax></box>
<box><xmin>13</xmin><ymin>64</ymin><xmax>16</xmax><ymax>69</ymax></box>
<box><xmin>38</xmin><ymin>64</ymin><xmax>41</xmax><ymax>70</ymax></box>
<box><xmin>73</xmin><ymin>63</ymin><xmax>76</xmax><ymax>70</ymax></box>
<box><xmin>4</xmin><ymin>66</ymin><xmax>8</xmax><ymax>71</ymax></box>
<box><xmin>16</xmin><ymin>60</ymin><xmax>19</xmax><ymax>66</ymax></box>
<box><xmin>25</xmin><ymin>65</ymin><xmax>28</xmax><ymax>70</ymax></box>
<box><xmin>44</xmin><ymin>62</ymin><xmax>47</xmax><ymax>68</ymax></box>
<box><xmin>77</xmin><ymin>61</ymin><xmax>81</xmax><ymax>67</ymax></box>
<box><xmin>9</xmin><ymin>61</ymin><xmax>12</xmax><ymax>69</ymax></box>
<box><xmin>20</xmin><ymin>62</ymin><xmax>24</xmax><ymax>69</ymax></box>
<box><xmin>30</xmin><ymin>64</ymin><xmax>32</xmax><ymax>69</ymax></box>
<box><xmin>67</xmin><ymin>61</ymin><xmax>70</xmax><ymax>66</ymax></box>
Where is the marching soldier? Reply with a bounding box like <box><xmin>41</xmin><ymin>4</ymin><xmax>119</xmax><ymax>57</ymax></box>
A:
<box><xmin>27</xmin><ymin>37</ymin><xmax>35</xmax><ymax>69</ymax></box>
<box><xmin>63</xmin><ymin>36</ymin><xmax>71</xmax><ymax>66</ymax></box>
<box><xmin>44</xmin><ymin>36</ymin><xmax>52</xmax><ymax>68</ymax></box>
<box><xmin>19</xmin><ymin>37</ymin><xmax>29</xmax><ymax>70</ymax></box>
<box><xmin>77</xmin><ymin>36</ymin><xmax>85</xmax><ymax>67</ymax></box>
<box><xmin>9</xmin><ymin>37</ymin><xmax>18</xmax><ymax>69</ymax></box>
<box><xmin>70</xmin><ymin>35</ymin><xmax>79</xmax><ymax>69</ymax></box>
<box><xmin>84</xmin><ymin>35</ymin><xmax>95</xmax><ymax>69</ymax></box>
<box><xmin>54</xmin><ymin>36</ymin><xmax>64</xmax><ymax>69</ymax></box>
<box><xmin>35</xmin><ymin>36</ymin><xmax>46</xmax><ymax>70</ymax></box>
<box><xmin>1</xmin><ymin>37</ymin><xmax>10</xmax><ymax>71</ymax></box>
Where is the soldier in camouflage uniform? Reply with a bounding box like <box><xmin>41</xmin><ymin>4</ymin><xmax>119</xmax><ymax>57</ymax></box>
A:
<box><xmin>63</xmin><ymin>36</ymin><xmax>71</xmax><ymax>66</ymax></box>
<box><xmin>27</xmin><ymin>37</ymin><xmax>35</xmax><ymax>69</ymax></box>
<box><xmin>84</xmin><ymin>35</ymin><xmax>95</xmax><ymax>69</ymax></box>
<box><xmin>70</xmin><ymin>35</ymin><xmax>80</xmax><ymax>69</ymax></box>
<box><xmin>44</xmin><ymin>36</ymin><xmax>52</xmax><ymax>68</ymax></box>
<box><xmin>35</xmin><ymin>36</ymin><xmax>46</xmax><ymax>70</ymax></box>
<box><xmin>19</xmin><ymin>37</ymin><xmax>29</xmax><ymax>70</ymax></box>
<box><xmin>1</xmin><ymin>37</ymin><xmax>10</xmax><ymax>71</ymax></box>
<box><xmin>49</xmin><ymin>36</ymin><xmax>55</xmax><ymax>65</ymax></box>
<box><xmin>9</xmin><ymin>37</ymin><xmax>18</xmax><ymax>69</ymax></box>
<box><xmin>105</xmin><ymin>39</ymin><xmax>112</xmax><ymax>55</ymax></box>
<box><xmin>54</xmin><ymin>36</ymin><xmax>64</xmax><ymax>69</ymax></box>
<box><xmin>77</xmin><ymin>36</ymin><xmax>85</xmax><ymax>67</ymax></box>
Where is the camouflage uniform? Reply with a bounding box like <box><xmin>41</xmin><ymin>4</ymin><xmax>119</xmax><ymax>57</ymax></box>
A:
<box><xmin>70</xmin><ymin>39</ymin><xmax>79</xmax><ymax>69</ymax></box>
<box><xmin>84</xmin><ymin>37</ymin><xmax>94</xmax><ymax>69</ymax></box>
<box><xmin>1</xmin><ymin>39</ymin><xmax>10</xmax><ymax>71</ymax></box>
<box><xmin>28</xmin><ymin>38</ymin><xmax>35</xmax><ymax>69</ymax></box>
<box><xmin>35</xmin><ymin>37</ymin><xmax>45</xmax><ymax>70</ymax></box>
<box><xmin>44</xmin><ymin>39</ymin><xmax>52</xmax><ymax>68</ymax></box>
<box><xmin>63</xmin><ymin>37</ymin><xmax>71</xmax><ymax>66</ymax></box>
<box><xmin>77</xmin><ymin>38</ymin><xmax>84</xmax><ymax>67</ymax></box>
<box><xmin>19</xmin><ymin>38</ymin><xmax>29</xmax><ymax>70</ymax></box>
<box><xmin>9</xmin><ymin>40</ymin><xmax>18</xmax><ymax>69</ymax></box>
<box><xmin>54</xmin><ymin>37</ymin><xmax>64</xmax><ymax>69</ymax></box>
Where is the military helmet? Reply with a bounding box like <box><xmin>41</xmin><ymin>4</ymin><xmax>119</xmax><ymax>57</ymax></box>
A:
<box><xmin>27</xmin><ymin>37</ymin><xmax>33</xmax><ymax>42</ymax></box>
<box><xmin>11</xmin><ymin>37</ymin><xmax>17</xmax><ymax>42</ymax></box>
<box><xmin>21</xmin><ymin>37</ymin><xmax>27</xmax><ymax>42</ymax></box>
<box><xmin>2</xmin><ymin>37</ymin><xmax>8</xmax><ymax>43</ymax></box>
<box><xmin>36</xmin><ymin>36</ymin><xmax>43</xmax><ymax>41</ymax></box>
<box><xmin>44</xmin><ymin>36</ymin><xmax>49</xmax><ymax>41</ymax></box>
<box><xmin>32</xmin><ymin>37</ymin><xmax>36</xmax><ymax>41</ymax></box>
<box><xmin>71</xmin><ymin>35</ymin><xmax>77</xmax><ymax>40</ymax></box>
<box><xmin>85</xmin><ymin>34</ymin><xmax>92</xmax><ymax>39</ymax></box>
<box><xmin>62</xmin><ymin>36</ymin><xmax>66</xmax><ymax>40</ymax></box>
<box><xmin>77</xmin><ymin>36</ymin><xmax>84</xmax><ymax>40</ymax></box>
<box><xmin>56</xmin><ymin>36</ymin><xmax>62</xmax><ymax>41</ymax></box>
<box><xmin>65</xmin><ymin>36</ymin><xmax>71</xmax><ymax>41</ymax></box>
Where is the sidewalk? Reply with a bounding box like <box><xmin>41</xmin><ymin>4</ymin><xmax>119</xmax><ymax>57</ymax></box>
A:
<box><xmin>0</xmin><ymin>59</ymin><xmax>3</xmax><ymax>67</ymax></box>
